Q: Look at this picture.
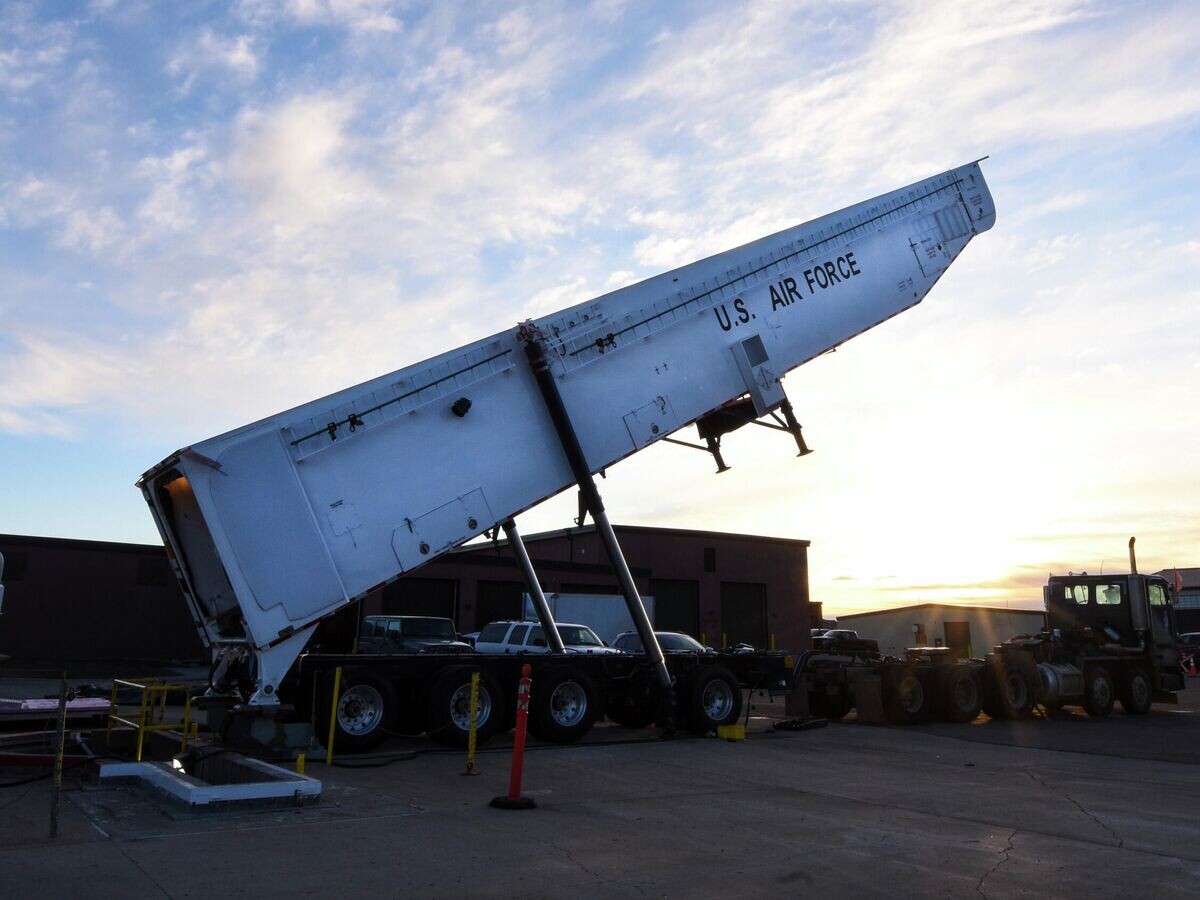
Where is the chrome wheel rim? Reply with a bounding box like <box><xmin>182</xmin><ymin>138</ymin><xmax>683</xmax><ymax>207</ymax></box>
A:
<box><xmin>548</xmin><ymin>681</ymin><xmax>587</xmax><ymax>727</ymax></box>
<box><xmin>702</xmin><ymin>679</ymin><xmax>735</xmax><ymax>720</ymax></box>
<box><xmin>450</xmin><ymin>683</ymin><xmax>491</xmax><ymax>731</ymax></box>
<box><xmin>1091</xmin><ymin>676</ymin><xmax>1111</xmax><ymax>709</ymax></box>
<box><xmin>338</xmin><ymin>684</ymin><xmax>384</xmax><ymax>735</ymax></box>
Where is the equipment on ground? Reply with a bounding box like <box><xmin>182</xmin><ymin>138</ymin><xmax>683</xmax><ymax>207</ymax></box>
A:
<box><xmin>138</xmin><ymin>161</ymin><xmax>996</xmax><ymax>747</ymax></box>
<box><xmin>796</xmin><ymin>538</ymin><xmax>1187</xmax><ymax>723</ymax></box>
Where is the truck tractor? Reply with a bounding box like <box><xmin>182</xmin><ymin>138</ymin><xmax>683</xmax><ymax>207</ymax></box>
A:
<box><xmin>797</xmin><ymin>539</ymin><xmax>1186</xmax><ymax>723</ymax></box>
<box><xmin>983</xmin><ymin>540</ymin><xmax>1185</xmax><ymax>718</ymax></box>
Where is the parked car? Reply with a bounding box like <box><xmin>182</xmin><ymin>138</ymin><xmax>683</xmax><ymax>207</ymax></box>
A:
<box><xmin>612</xmin><ymin>631</ymin><xmax>714</xmax><ymax>655</ymax></box>
<box><xmin>812</xmin><ymin>628</ymin><xmax>860</xmax><ymax>650</ymax></box>
<box><xmin>472</xmin><ymin>621</ymin><xmax>621</xmax><ymax>655</ymax></box>
<box><xmin>358</xmin><ymin>616</ymin><xmax>473</xmax><ymax>654</ymax></box>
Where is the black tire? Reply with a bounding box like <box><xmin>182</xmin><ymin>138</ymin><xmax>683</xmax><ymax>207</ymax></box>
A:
<box><xmin>981</xmin><ymin>662</ymin><xmax>1004</xmax><ymax>719</ymax></box>
<box><xmin>808</xmin><ymin>685</ymin><xmax>852</xmax><ymax>721</ymax></box>
<box><xmin>1118</xmin><ymin>668</ymin><xmax>1153</xmax><ymax>716</ymax></box>
<box><xmin>940</xmin><ymin>666</ymin><xmax>982</xmax><ymax>723</ymax></box>
<box><xmin>528</xmin><ymin>666</ymin><xmax>597</xmax><ymax>743</ymax></box>
<box><xmin>683</xmin><ymin>666</ymin><xmax>743</xmax><ymax>734</ymax></box>
<box><xmin>426</xmin><ymin>666</ymin><xmax>506</xmax><ymax>747</ymax></box>
<box><xmin>605</xmin><ymin>692</ymin><xmax>657</xmax><ymax>728</ymax></box>
<box><xmin>996</xmin><ymin>662</ymin><xmax>1037</xmax><ymax>720</ymax></box>
<box><xmin>1082</xmin><ymin>666</ymin><xmax>1115</xmax><ymax>718</ymax></box>
<box><xmin>322</xmin><ymin>675</ymin><xmax>396</xmax><ymax>753</ymax></box>
<box><xmin>883</xmin><ymin>666</ymin><xmax>929</xmax><ymax>725</ymax></box>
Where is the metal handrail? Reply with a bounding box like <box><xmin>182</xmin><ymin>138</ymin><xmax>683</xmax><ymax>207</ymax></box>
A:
<box><xmin>106</xmin><ymin>678</ymin><xmax>193</xmax><ymax>761</ymax></box>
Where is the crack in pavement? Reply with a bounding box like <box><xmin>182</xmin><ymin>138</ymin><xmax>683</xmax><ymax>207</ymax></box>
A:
<box><xmin>113</xmin><ymin>841</ymin><xmax>174</xmax><ymax>899</ymax></box>
<box><xmin>548</xmin><ymin>840</ymin><xmax>648</xmax><ymax>897</ymax></box>
<box><xmin>975</xmin><ymin>828</ymin><xmax>1017</xmax><ymax>899</ymax></box>
<box><xmin>1025</xmin><ymin>770</ymin><xmax>1124</xmax><ymax>848</ymax></box>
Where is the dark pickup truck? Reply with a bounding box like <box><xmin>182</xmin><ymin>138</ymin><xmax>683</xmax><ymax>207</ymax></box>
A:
<box><xmin>358</xmin><ymin>616</ymin><xmax>473</xmax><ymax>654</ymax></box>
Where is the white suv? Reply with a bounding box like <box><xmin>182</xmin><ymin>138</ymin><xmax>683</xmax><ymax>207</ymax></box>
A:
<box><xmin>473</xmin><ymin>621</ymin><xmax>620</xmax><ymax>655</ymax></box>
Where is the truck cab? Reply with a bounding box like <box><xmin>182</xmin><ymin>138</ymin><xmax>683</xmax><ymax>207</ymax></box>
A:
<box><xmin>1044</xmin><ymin>573</ymin><xmax>1184</xmax><ymax>692</ymax></box>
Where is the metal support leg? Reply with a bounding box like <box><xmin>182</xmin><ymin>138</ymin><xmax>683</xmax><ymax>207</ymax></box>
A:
<box><xmin>522</xmin><ymin>337</ymin><xmax>671</xmax><ymax>689</ymax></box>
<box><xmin>778</xmin><ymin>397</ymin><xmax>813</xmax><ymax>456</ymax></box>
<box><xmin>502</xmin><ymin>519</ymin><xmax>566</xmax><ymax>654</ymax></box>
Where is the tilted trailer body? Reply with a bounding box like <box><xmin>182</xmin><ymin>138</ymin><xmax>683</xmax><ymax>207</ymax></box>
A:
<box><xmin>138</xmin><ymin>161</ymin><xmax>996</xmax><ymax>748</ymax></box>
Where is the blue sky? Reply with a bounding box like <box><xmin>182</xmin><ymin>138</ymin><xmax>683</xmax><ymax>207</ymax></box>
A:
<box><xmin>1</xmin><ymin>0</ymin><xmax>1197</xmax><ymax>614</ymax></box>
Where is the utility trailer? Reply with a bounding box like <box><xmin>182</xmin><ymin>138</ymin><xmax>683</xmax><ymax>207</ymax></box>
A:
<box><xmin>138</xmin><ymin>161</ymin><xmax>996</xmax><ymax>750</ymax></box>
<box><xmin>254</xmin><ymin>646</ymin><xmax>795</xmax><ymax>752</ymax></box>
<box><xmin>796</xmin><ymin>540</ymin><xmax>1186</xmax><ymax>724</ymax></box>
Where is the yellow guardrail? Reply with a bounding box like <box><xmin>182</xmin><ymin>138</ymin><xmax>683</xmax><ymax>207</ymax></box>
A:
<box><xmin>106</xmin><ymin>678</ymin><xmax>194</xmax><ymax>762</ymax></box>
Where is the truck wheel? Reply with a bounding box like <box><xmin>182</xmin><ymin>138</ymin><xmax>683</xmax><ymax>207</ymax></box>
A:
<box><xmin>883</xmin><ymin>667</ymin><xmax>928</xmax><ymax>725</ymax></box>
<box><xmin>1118</xmin><ymin>669</ymin><xmax>1153</xmax><ymax>715</ymax></box>
<box><xmin>808</xmin><ymin>686</ymin><xmax>852</xmax><ymax>721</ymax></box>
<box><xmin>1082</xmin><ymin>666</ymin><xmax>1115</xmax><ymax>718</ymax></box>
<box><xmin>996</xmin><ymin>663</ymin><xmax>1036</xmax><ymax>720</ymax></box>
<box><xmin>684</xmin><ymin>666</ymin><xmax>743</xmax><ymax>733</ymax></box>
<box><xmin>940</xmin><ymin>666</ymin><xmax>982</xmax><ymax>723</ymax></box>
<box><xmin>980</xmin><ymin>664</ymin><xmax>1004</xmax><ymax>719</ymax></box>
<box><xmin>606</xmin><ymin>694</ymin><xmax>657</xmax><ymax>728</ymax></box>
<box><xmin>326</xmin><ymin>676</ymin><xmax>395</xmax><ymax>752</ymax></box>
<box><xmin>426</xmin><ymin>666</ymin><xmax>505</xmax><ymax>747</ymax></box>
<box><xmin>529</xmin><ymin>666</ymin><xmax>597</xmax><ymax>743</ymax></box>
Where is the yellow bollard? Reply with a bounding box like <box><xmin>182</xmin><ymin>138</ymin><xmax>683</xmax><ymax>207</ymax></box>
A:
<box><xmin>325</xmin><ymin>667</ymin><xmax>343</xmax><ymax>765</ymax></box>
<box><xmin>464</xmin><ymin>672</ymin><xmax>481</xmax><ymax>776</ymax></box>
<box><xmin>295</xmin><ymin>753</ymin><xmax>306</xmax><ymax>776</ymax></box>
<box><xmin>700</xmin><ymin>632</ymin><xmax>707</xmax><ymax>648</ymax></box>
<box><xmin>770</xmin><ymin>633</ymin><xmax>776</xmax><ymax>651</ymax></box>
<box><xmin>722</xmin><ymin>632</ymin><xmax>728</xmax><ymax>649</ymax></box>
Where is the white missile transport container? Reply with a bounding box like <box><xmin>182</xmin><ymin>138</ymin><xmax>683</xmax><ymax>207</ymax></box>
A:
<box><xmin>139</xmin><ymin>161</ymin><xmax>996</xmax><ymax>750</ymax></box>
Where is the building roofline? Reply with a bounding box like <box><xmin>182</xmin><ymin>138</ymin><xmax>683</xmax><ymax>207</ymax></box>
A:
<box><xmin>0</xmin><ymin>533</ymin><xmax>163</xmax><ymax>556</ymax></box>
<box><xmin>838</xmin><ymin>602</ymin><xmax>1045</xmax><ymax>620</ymax></box>
<box><xmin>475</xmin><ymin>523</ymin><xmax>810</xmax><ymax>549</ymax></box>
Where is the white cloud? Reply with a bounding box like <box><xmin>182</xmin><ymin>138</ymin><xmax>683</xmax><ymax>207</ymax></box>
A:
<box><xmin>239</xmin><ymin>0</ymin><xmax>403</xmax><ymax>33</ymax></box>
<box><xmin>0</xmin><ymin>335</ymin><xmax>133</xmax><ymax>437</ymax></box>
<box><xmin>135</xmin><ymin>141</ymin><xmax>210</xmax><ymax>232</ymax></box>
<box><xmin>0</xmin><ymin>7</ymin><xmax>72</xmax><ymax>94</ymax></box>
<box><xmin>167</xmin><ymin>29</ymin><xmax>261</xmax><ymax>92</ymax></box>
<box><xmin>227</xmin><ymin>93</ymin><xmax>368</xmax><ymax>233</ymax></box>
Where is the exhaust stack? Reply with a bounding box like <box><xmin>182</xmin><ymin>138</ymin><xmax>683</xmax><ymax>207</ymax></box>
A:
<box><xmin>1128</xmin><ymin>536</ymin><xmax>1137</xmax><ymax>575</ymax></box>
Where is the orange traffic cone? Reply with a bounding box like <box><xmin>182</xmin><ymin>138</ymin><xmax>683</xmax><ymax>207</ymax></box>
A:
<box><xmin>1190</xmin><ymin>656</ymin><xmax>1199</xmax><ymax>677</ymax></box>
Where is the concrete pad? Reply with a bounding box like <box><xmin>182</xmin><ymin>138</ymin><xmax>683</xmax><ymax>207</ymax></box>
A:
<box><xmin>1</xmin><ymin>688</ymin><xmax>1198</xmax><ymax>898</ymax></box>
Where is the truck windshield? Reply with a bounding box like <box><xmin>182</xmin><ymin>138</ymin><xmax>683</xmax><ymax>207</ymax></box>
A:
<box><xmin>557</xmin><ymin>626</ymin><xmax>604</xmax><ymax>646</ymax></box>
<box><xmin>402</xmin><ymin>618</ymin><xmax>455</xmax><ymax>639</ymax></box>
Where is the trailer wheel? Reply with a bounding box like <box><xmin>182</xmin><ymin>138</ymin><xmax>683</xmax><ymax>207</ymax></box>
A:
<box><xmin>324</xmin><ymin>676</ymin><xmax>395</xmax><ymax>752</ymax></box>
<box><xmin>939</xmin><ymin>666</ymin><xmax>982</xmax><ymax>723</ymax></box>
<box><xmin>980</xmin><ymin>664</ymin><xmax>1003</xmax><ymax>719</ymax></box>
<box><xmin>529</xmin><ymin>666</ymin><xmax>597</xmax><ymax>743</ymax></box>
<box><xmin>808</xmin><ymin>685</ymin><xmax>852</xmax><ymax>721</ymax></box>
<box><xmin>605</xmin><ymin>692</ymin><xmax>657</xmax><ymax>728</ymax></box>
<box><xmin>1118</xmin><ymin>668</ymin><xmax>1153</xmax><ymax>715</ymax></box>
<box><xmin>883</xmin><ymin>667</ymin><xmax>928</xmax><ymax>725</ymax></box>
<box><xmin>684</xmin><ymin>666</ymin><xmax>743</xmax><ymax>733</ymax></box>
<box><xmin>426</xmin><ymin>666</ymin><xmax>505</xmax><ymax>747</ymax></box>
<box><xmin>997</xmin><ymin>664</ymin><xmax>1036</xmax><ymax>719</ymax></box>
<box><xmin>1082</xmin><ymin>666</ymin><xmax>1115</xmax><ymax>718</ymax></box>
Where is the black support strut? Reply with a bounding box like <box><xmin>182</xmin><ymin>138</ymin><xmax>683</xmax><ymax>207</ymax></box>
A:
<box><xmin>522</xmin><ymin>338</ymin><xmax>672</xmax><ymax>690</ymax></box>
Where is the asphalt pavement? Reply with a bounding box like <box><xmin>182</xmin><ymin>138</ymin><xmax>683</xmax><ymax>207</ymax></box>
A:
<box><xmin>2</xmin><ymin>684</ymin><xmax>1198</xmax><ymax>898</ymax></box>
